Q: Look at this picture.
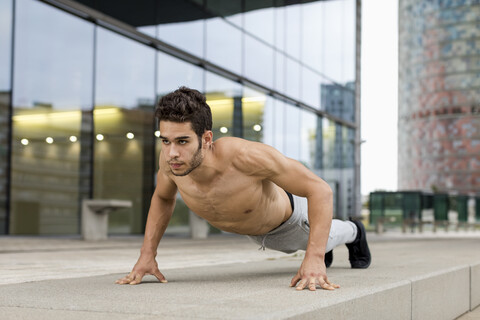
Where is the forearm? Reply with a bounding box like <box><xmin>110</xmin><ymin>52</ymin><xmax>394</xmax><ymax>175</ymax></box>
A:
<box><xmin>305</xmin><ymin>187</ymin><xmax>333</xmax><ymax>259</ymax></box>
<box><xmin>140</xmin><ymin>195</ymin><xmax>176</xmax><ymax>256</ymax></box>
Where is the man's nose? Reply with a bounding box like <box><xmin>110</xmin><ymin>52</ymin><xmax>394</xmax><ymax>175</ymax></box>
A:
<box><xmin>169</xmin><ymin>145</ymin><xmax>180</xmax><ymax>158</ymax></box>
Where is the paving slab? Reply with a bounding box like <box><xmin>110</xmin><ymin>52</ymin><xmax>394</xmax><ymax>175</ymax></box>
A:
<box><xmin>1</xmin><ymin>233</ymin><xmax>480</xmax><ymax>319</ymax></box>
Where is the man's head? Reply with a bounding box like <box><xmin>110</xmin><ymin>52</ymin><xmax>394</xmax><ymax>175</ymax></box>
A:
<box><xmin>156</xmin><ymin>87</ymin><xmax>213</xmax><ymax>176</ymax></box>
<box><xmin>155</xmin><ymin>86</ymin><xmax>212</xmax><ymax>140</ymax></box>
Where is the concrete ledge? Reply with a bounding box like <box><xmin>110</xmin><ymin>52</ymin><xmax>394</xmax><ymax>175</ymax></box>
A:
<box><xmin>472</xmin><ymin>262</ymin><xmax>480</xmax><ymax>310</ymax></box>
<box><xmin>411</xmin><ymin>266</ymin><xmax>470</xmax><ymax>320</ymax></box>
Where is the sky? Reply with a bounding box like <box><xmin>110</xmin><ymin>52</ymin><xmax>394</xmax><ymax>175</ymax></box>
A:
<box><xmin>360</xmin><ymin>0</ymin><xmax>399</xmax><ymax>195</ymax></box>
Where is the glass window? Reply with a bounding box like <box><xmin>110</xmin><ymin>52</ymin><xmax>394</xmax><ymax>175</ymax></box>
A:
<box><xmin>342</xmin><ymin>0</ymin><xmax>356</xmax><ymax>84</ymax></box>
<box><xmin>205</xmin><ymin>72</ymin><xmax>242</xmax><ymax>139</ymax></box>
<box><xmin>10</xmin><ymin>0</ymin><xmax>94</xmax><ymax>235</ymax></box>
<box><xmin>157</xmin><ymin>1</ymin><xmax>206</xmax><ymax>59</ymax></box>
<box><xmin>94</xmin><ymin>27</ymin><xmax>155</xmax><ymax>235</ymax></box>
<box><xmin>244</xmin><ymin>0</ymin><xmax>274</xmax><ymax>45</ymax></box>
<box><xmin>0</xmin><ymin>0</ymin><xmax>12</xmax><ymax>233</ymax></box>
<box><xmin>272</xmin><ymin>99</ymin><xmax>285</xmax><ymax>153</ymax></box>
<box><xmin>301</xmin><ymin>1</ymin><xmax>324</xmax><ymax>72</ymax></box>
<box><xmin>274</xmin><ymin>5</ymin><xmax>285</xmax><ymax>51</ymax></box>
<box><xmin>274</xmin><ymin>51</ymin><xmax>286</xmax><ymax>93</ymax></box>
<box><xmin>285</xmin><ymin>4</ymin><xmax>301</xmax><ymax>59</ymax></box>
<box><xmin>283</xmin><ymin>103</ymin><xmax>301</xmax><ymax>160</ymax></box>
<box><xmin>343</xmin><ymin>126</ymin><xmax>355</xmax><ymax>168</ymax></box>
<box><xmin>157</xmin><ymin>51</ymin><xmax>204</xmax><ymax>95</ymax></box>
<box><xmin>301</xmin><ymin>67</ymin><xmax>326</xmax><ymax>109</ymax></box>
<box><xmin>321</xmin><ymin>82</ymin><xmax>355</xmax><ymax>122</ymax></box>
<box><xmin>322</xmin><ymin>0</ymin><xmax>356</xmax><ymax>83</ymax></box>
<box><xmin>242</xmin><ymin>86</ymin><xmax>271</xmax><ymax>142</ymax></box>
<box><xmin>322</xmin><ymin>118</ymin><xmax>336</xmax><ymax>169</ymax></box>
<box><xmin>300</xmin><ymin>110</ymin><xmax>318</xmax><ymax>169</ymax></box>
<box><xmin>206</xmin><ymin>17</ymin><xmax>242</xmax><ymax>74</ymax></box>
<box><xmin>285</xmin><ymin>57</ymin><xmax>301</xmax><ymax>101</ymax></box>
<box><xmin>244</xmin><ymin>35</ymin><xmax>274</xmax><ymax>88</ymax></box>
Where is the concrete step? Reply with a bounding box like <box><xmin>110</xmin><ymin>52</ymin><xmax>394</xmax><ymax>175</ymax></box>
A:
<box><xmin>0</xmin><ymin>234</ymin><xmax>479</xmax><ymax>319</ymax></box>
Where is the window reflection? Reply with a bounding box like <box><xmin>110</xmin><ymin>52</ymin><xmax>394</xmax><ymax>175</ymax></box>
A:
<box><xmin>286</xmin><ymin>58</ymin><xmax>301</xmax><ymax>101</ymax></box>
<box><xmin>10</xmin><ymin>0</ymin><xmax>93</xmax><ymax>234</ymax></box>
<box><xmin>283</xmin><ymin>104</ymin><xmax>301</xmax><ymax>159</ymax></box>
<box><xmin>244</xmin><ymin>0</ymin><xmax>274</xmax><ymax>45</ymax></box>
<box><xmin>205</xmin><ymin>72</ymin><xmax>242</xmax><ymax>139</ymax></box>
<box><xmin>300</xmin><ymin>110</ymin><xmax>318</xmax><ymax>169</ymax></box>
<box><xmin>242</xmin><ymin>87</ymin><xmax>270</xmax><ymax>142</ymax></box>
<box><xmin>157</xmin><ymin>1</ymin><xmax>205</xmax><ymax>59</ymax></box>
<box><xmin>94</xmin><ymin>27</ymin><xmax>155</xmax><ymax>235</ymax></box>
<box><xmin>206</xmin><ymin>17</ymin><xmax>242</xmax><ymax>74</ymax></box>
<box><xmin>285</xmin><ymin>4</ymin><xmax>301</xmax><ymax>59</ymax></box>
<box><xmin>244</xmin><ymin>35</ymin><xmax>274</xmax><ymax>88</ymax></box>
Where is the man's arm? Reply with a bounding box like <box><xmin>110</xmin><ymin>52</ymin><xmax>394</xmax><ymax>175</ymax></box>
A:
<box><xmin>116</xmin><ymin>169</ymin><xmax>177</xmax><ymax>285</ymax></box>
<box><xmin>236</xmin><ymin>141</ymin><xmax>339</xmax><ymax>291</ymax></box>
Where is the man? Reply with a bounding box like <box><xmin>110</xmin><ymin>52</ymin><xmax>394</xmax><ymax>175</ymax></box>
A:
<box><xmin>116</xmin><ymin>87</ymin><xmax>370</xmax><ymax>291</ymax></box>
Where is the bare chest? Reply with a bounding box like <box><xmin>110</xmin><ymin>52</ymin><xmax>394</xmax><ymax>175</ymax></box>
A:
<box><xmin>175</xmin><ymin>170</ymin><xmax>265</xmax><ymax>223</ymax></box>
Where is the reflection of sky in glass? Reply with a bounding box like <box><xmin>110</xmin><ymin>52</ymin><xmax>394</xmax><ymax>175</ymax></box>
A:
<box><xmin>0</xmin><ymin>0</ymin><xmax>12</xmax><ymax>90</ymax></box>
<box><xmin>285</xmin><ymin>4</ymin><xmax>301</xmax><ymax>59</ymax></box>
<box><xmin>244</xmin><ymin>5</ymin><xmax>274</xmax><ymax>45</ymax></box>
<box><xmin>157</xmin><ymin>51</ymin><xmax>204</xmax><ymax>96</ymax></box>
<box><xmin>206</xmin><ymin>18</ymin><xmax>242</xmax><ymax>74</ymax></box>
<box><xmin>300</xmin><ymin>109</ymin><xmax>318</xmax><ymax>168</ymax></box>
<box><xmin>244</xmin><ymin>35</ymin><xmax>273</xmax><ymax>88</ymax></box>
<box><xmin>283</xmin><ymin>104</ymin><xmax>301</xmax><ymax>159</ymax></box>
<box><xmin>13</xmin><ymin>0</ymin><xmax>94</xmax><ymax>110</ymax></box>
<box><xmin>157</xmin><ymin>20</ymin><xmax>204</xmax><ymax>58</ymax></box>
<box><xmin>95</xmin><ymin>27</ymin><xmax>155</xmax><ymax>108</ymax></box>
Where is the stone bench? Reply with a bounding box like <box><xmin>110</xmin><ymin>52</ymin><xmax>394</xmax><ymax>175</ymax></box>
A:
<box><xmin>81</xmin><ymin>199</ymin><xmax>132</xmax><ymax>241</ymax></box>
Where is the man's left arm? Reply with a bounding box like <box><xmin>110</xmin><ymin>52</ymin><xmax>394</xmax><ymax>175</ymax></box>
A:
<box><xmin>241</xmin><ymin>142</ymin><xmax>340</xmax><ymax>291</ymax></box>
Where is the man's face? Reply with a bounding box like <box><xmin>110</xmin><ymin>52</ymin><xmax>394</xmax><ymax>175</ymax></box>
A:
<box><xmin>159</xmin><ymin>121</ymin><xmax>204</xmax><ymax>176</ymax></box>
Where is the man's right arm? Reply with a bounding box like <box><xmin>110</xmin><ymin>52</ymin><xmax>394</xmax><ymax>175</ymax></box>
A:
<box><xmin>116</xmin><ymin>169</ymin><xmax>177</xmax><ymax>285</ymax></box>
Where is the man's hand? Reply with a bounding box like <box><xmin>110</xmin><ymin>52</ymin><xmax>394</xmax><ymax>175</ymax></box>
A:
<box><xmin>115</xmin><ymin>254</ymin><xmax>167</xmax><ymax>285</ymax></box>
<box><xmin>290</xmin><ymin>255</ymin><xmax>340</xmax><ymax>291</ymax></box>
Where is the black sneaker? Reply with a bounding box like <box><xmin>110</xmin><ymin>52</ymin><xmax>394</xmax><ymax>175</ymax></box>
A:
<box><xmin>345</xmin><ymin>218</ymin><xmax>371</xmax><ymax>269</ymax></box>
<box><xmin>324</xmin><ymin>250</ymin><xmax>333</xmax><ymax>268</ymax></box>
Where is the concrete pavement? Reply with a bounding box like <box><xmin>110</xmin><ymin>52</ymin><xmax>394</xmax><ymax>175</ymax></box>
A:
<box><xmin>0</xmin><ymin>231</ymin><xmax>479</xmax><ymax>319</ymax></box>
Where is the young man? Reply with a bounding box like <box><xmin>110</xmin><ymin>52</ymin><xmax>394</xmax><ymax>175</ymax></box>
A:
<box><xmin>116</xmin><ymin>87</ymin><xmax>371</xmax><ymax>291</ymax></box>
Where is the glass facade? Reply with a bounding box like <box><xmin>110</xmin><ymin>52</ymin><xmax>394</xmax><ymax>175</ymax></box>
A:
<box><xmin>398</xmin><ymin>0</ymin><xmax>480</xmax><ymax>195</ymax></box>
<box><xmin>0</xmin><ymin>0</ymin><xmax>360</xmax><ymax>235</ymax></box>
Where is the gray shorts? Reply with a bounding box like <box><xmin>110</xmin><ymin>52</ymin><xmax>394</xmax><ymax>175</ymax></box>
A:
<box><xmin>248</xmin><ymin>195</ymin><xmax>310</xmax><ymax>254</ymax></box>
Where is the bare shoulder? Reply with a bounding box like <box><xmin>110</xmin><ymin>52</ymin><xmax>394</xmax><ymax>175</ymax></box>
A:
<box><xmin>214</xmin><ymin>138</ymin><xmax>286</xmax><ymax>177</ymax></box>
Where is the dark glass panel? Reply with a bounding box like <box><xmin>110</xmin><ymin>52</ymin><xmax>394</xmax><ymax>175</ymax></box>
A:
<box><xmin>94</xmin><ymin>27</ymin><xmax>155</xmax><ymax>234</ymax></box>
<box><xmin>11</xmin><ymin>0</ymin><xmax>94</xmax><ymax>235</ymax></box>
<box><xmin>0</xmin><ymin>0</ymin><xmax>12</xmax><ymax>233</ymax></box>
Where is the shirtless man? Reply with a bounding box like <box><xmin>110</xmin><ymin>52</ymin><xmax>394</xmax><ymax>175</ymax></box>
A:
<box><xmin>116</xmin><ymin>87</ymin><xmax>371</xmax><ymax>291</ymax></box>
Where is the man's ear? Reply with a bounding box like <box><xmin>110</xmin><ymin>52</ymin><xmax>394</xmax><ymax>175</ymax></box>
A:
<box><xmin>202</xmin><ymin>130</ymin><xmax>213</xmax><ymax>147</ymax></box>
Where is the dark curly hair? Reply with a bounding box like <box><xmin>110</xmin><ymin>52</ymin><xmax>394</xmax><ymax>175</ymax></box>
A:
<box><xmin>155</xmin><ymin>87</ymin><xmax>212</xmax><ymax>138</ymax></box>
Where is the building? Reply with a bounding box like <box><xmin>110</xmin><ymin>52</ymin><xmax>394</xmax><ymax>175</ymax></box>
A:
<box><xmin>398</xmin><ymin>0</ymin><xmax>480</xmax><ymax>195</ymax></box>
<box><xmin>0</xmin><ymin>0</ymin><xmax>361</xmax><ymax>235</ymax></box>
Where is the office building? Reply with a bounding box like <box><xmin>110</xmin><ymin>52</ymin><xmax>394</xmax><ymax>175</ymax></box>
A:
<box><xmin>0</xmin><ymin>0</ymin><xmax>361</xmax><ymax>235</ymax></box>
<box><xmin>398</xmin><ymin>0</ymin><xmax>480</xmax><ymax>195</ymax></box>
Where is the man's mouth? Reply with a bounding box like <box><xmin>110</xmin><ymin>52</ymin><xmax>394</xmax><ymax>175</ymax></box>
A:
<box><xmin>169</xmin><ymin>162</ymin><xmax>183</xmax><ymax>169</ymax></box>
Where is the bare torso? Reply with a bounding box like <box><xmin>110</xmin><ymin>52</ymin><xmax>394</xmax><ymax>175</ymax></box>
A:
<box><xmin>163</xmin><ymin>138</ymin><xmax>292</xmax><ymax>235</ymax></box>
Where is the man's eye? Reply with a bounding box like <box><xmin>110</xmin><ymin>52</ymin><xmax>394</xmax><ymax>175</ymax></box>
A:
<box><xmin>179</xmin><ymin>140</ymin><xmax>187</xmax><ymax>145</ymax></box>
<box><xmin>162</xmin><ymin>140</ymin><xmax>170</xmax><ymax>145</ymax></box>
